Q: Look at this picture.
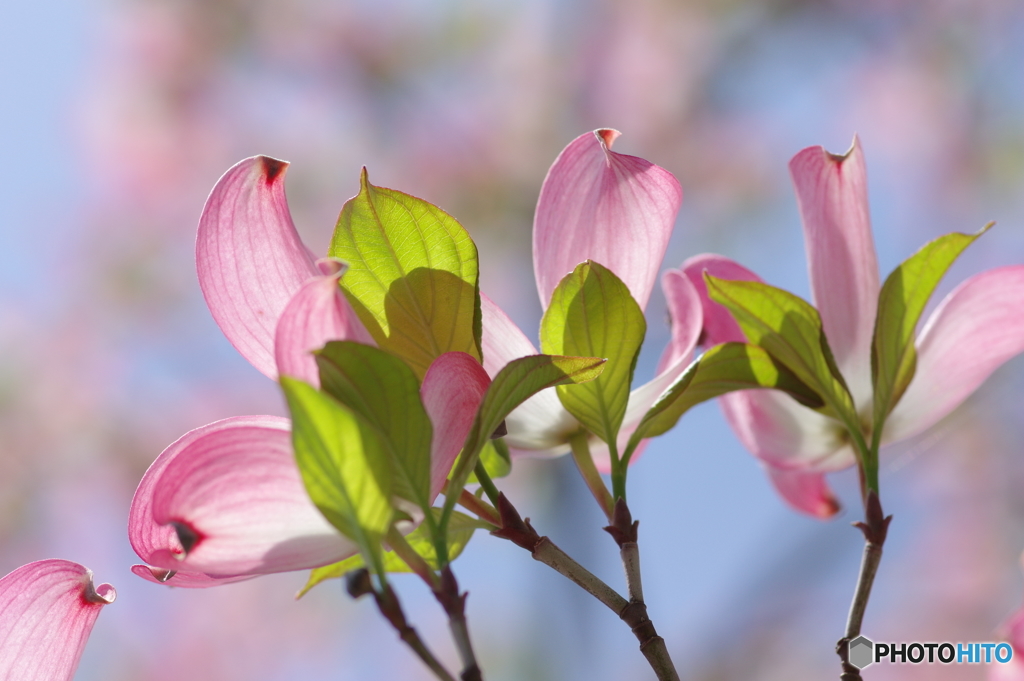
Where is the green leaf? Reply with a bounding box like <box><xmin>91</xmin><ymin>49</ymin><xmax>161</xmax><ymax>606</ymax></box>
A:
<box><xmin>442</xmin><ymin>354</ymin><xmax>605</xmax><ymax>528</ymax></box>
<box><xmin>540</xmin><ymin>261</ymin><xmax>646</xmax><ymax>451</ymax></box>
<box><xmin>872</xmin><ymin>224</ymin><xmax>990</xmax><ymax>427</ymax></box>
<box><xmin>280</xmin><ymin>377</ymin><xmax>393</xmax><ymax>573</ymax></box>
<box><xmin>704</xmin><ymin>274</ymin><xmax>858</xmax><ymax>429</ymax></box>
<box><xmin>480</xmin><ymin>438</ymin><xmax>511</xmax><ymax>479</ymax></box>
<box><xmin>297</xmin><ymin>511</ymin><xmax>486</xmax><ymax>597</ymax></box>
<box><xmin>623</xmin><ymin>343</ymin><xmax>824</xmax><ymax>460</ymax></box>
<box><xmin>329</xmin><ymin>169</ymin><xmax>482</xmax><ymax>379</ymax></box>
<box><xmin>316</xmin><ymin>341</ymin><xmax>433</xmax><ymax>511</ymax></box>
<box><xmin>459</xmin><ymin>439</ymin><xmax>512</xmax><ymax>484</ymax></box>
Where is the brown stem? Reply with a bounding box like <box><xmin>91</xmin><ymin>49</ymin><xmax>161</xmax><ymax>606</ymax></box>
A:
<box><xmin>532</xmin><ymin>537</ymin><xmax>629</xmax><ymax>612</ymax></box>
<box><xmin>492</xmin><ymin>493</ymin><xmax>679</xmax><ymax>681</ymax></box>
<box><xmin>433</xmin><ymin>566</ymin><xmax>483</xmax><ymax>681</ymax></box>
<box><xmin>373</xmin><ymin>584</ymin><xmax>458</xmax><ymax>681</ymax></box>
<box><xmin>836</xmin><ymin>490</ymin><xmax>892</xmax><ymax>680</ymax></box>
<box><xmin>605</xmin><ymin>498</ymin><xmax>680</xmax><ymax>681</ymax></box>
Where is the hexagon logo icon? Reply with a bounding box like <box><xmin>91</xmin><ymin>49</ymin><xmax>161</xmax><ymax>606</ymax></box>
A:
<box><xmin>849</xmin><ymin>636</ymin><xmax>874</xmax><ymax>670</ymax></box>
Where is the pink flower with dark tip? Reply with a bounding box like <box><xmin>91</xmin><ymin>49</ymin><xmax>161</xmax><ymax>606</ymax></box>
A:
<box><xmin>0</xmin><ymin>559</ymin><xmax>115</xmax><ymax>681</ymax></box>
<box><xmin>479</xmin><ymin>127</ymin><xmax>704</xmax><ymax>466</ymax></box>
<box><xmin>130</xmin><ymin>157</ymin><xmax>487</xmax><ymax>587</ymax></box>
<box><xmin>480</xmin><ymin>129</ymin><xmax>699</xmax><ymax>467</ymax></box>
<box><xmin>677</xmin><ymin>138</ymin><xmax>1024</xmax><ymax>517</ymax></box>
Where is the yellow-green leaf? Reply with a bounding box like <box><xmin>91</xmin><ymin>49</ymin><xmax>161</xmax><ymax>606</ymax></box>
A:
<box><xmin>329</xmin><ymin>169</ymin><xmax>481</xmax><ymax>378</ymax></box>
<box><xmin>704</xmin><ymin>274</ymin><xmax>858</xmax><ymax>430</ymax></box>
<box><xmin>316</xmin><ymin>341</ymin><xmax>433</xmax><ymax>511</ymax></box>
<box><xmin>624</xmin><ymin>343</ymin><xmax>824</xmax><ymax>461</ymax></box>
<box><xmin>540</xmin><ymin>261</ymin><xmax>646</xmax><ymax>451</ymax></box>
<box><xmin>872</xmin><ymin>225</ymin><xmax>990</xmax><ymax>427</ymax></box>
<box><xmin>281</xmin><ymin>377</ymin><xmax>393</xmax><ymax>573</ymax></box>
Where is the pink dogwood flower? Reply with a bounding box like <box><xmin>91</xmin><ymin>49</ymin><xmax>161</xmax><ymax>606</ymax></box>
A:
<box><xmin>0</xmin><ymin>559</ymin><xmax>115</xmax><ymax>681</ymax></box>
<box><xmin>481</xmin><ymin>129</ymin><xmax>700</xmax><ymax>467</ymax></box>
<box><xmin>678</xmin><ymin>138</ymin><xmax>1024</xmax><ymax>517</ymax></box>
<box><xmin>130</xmin><ymin>157</ymin><xmax>488</xmax><ymax>586</ymax></box>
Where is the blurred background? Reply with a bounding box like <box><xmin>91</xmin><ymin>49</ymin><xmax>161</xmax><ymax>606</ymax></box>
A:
<box><xmin>2</xmin><ymin>0</ymin><xmax>1024</xmax><ymax>679</ymax></box>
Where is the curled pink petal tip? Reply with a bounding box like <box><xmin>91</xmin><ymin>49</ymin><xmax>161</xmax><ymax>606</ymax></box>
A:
<box><xmin>130</xmin><ymin>415</ymin><xmax>356</xmax><ymax>582</ymax></box>
<box><xmin>197</xmin><ymin>155</ymin><xmax>320</xmax><ymax>381</ymax></box>
<box><xmin>533</xmin><ymin>130</ymin><xmax>682</xmax><ymax>311</ymax></box>
<box><xmin>766</xmin><ymin>466</ymin><xmax>841</xmax><ymax>519</ymax></box>
<box><xmin>275</xmin><ymin>259</ymin><xmax>373</xmax><ymax>386</ymax></box>
<box><xmin>0</xmin><ymin>559</ymin><xmax>114</xmax><ymax>681</ymax></box>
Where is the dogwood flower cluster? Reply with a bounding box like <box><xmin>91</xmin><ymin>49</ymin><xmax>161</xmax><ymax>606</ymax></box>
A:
<box><xmin>8</xmin><ymin>130</ymin><xmax>1024</xmax><ymax>679</ymax></box>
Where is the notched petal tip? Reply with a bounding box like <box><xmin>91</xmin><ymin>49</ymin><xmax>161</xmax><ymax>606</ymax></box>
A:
<box><xmin>315</xmin><ymin>257</ymin><xmax>348</xmax><ymax>277</ymax></box>
<box><xmin>150</xmin><ymin>567</ymin><xmax>177</xmax><ymax>583</ymax></box>
<box><xmin>0</xmin><ymin>559</ymin><xmax>116</xmax><ymax>681</ymax></box>
<box><xmin>595</xmin><ymin>128</ymin><xmax>621</xmax><ymax>149</ymax></box>
<box><xmin>83</xmin><ymin>576</ymin><xmax>116</xmax><ymax>605</ymax></box>
<box><xmin>825</xmin><ymin>135</ymin><xmax>860</xmax><ymax>163</ymax></box>
<box><xmin>259</xmin><ymin>156</ymin><xmax>289</xmax><ymax>183</ymax></box>
<box><xmin>534</xmin><ymin>129</ymin><xmax>682</xmax><ymax>311</ymax></box>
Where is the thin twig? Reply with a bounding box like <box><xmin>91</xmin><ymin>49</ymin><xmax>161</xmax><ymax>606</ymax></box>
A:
<box><xmin>605</xmin><ymin>498</ymin><xmax>680</xmax><ymax>681</ymax></box>
<box><xmin>434</xmin><ymin>566</ymin><xmax>483</xmax><ymax>681</ymax></box>
<box><xmin>532</xmin><ymin>537</ymin><xmax>629</xmax><ymax>612</ymax></box>
<box><xmin>836</xmin><ymin>490</ymin><xmax>892</xmax><ymax>680</ymax></box>
<box><xmin>620</xmin><ymin>542</ymin><xmax>644</xmax><ymax>603</ymax></box>
<box><xmin>492</xmin><ymin>493</ymin><xmax>679</xmax><ymax>681</ymax></box>
<box><xmin>373</xmin><ymin>583</ymin><xmax>458</xmax><ymax>681</ymax></box>
<box><xmin>388</xmin><ymin>523</ymin><xmax>485</xmax><ymax>679</ymax></box>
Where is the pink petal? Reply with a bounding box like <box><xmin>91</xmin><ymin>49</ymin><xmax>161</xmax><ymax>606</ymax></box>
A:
<box><xmin>197</xmin><ymin>156</ymin><xmax>319</xmax><ymax>380</ymax></box>
<box><xmin>680</xmin><ymin>253</ymin><xmax>761</xmax><ymax>345</ymax></box>
<box><xmin>655</xmin><ymin>269</ymin><xmax>704</xmax><ymax>374</ymax></box>
<box><xmin>479</xmin><ymin>293</ymin><xmax>539</xmax><ymax>377</ymax></box>
<box><xmin>0</xmin><ymin>559</ymin><xmax>114</xmax><ymax>681</ymax></box>
<box><xmin>789</xmin><ymin>139</ymin><xmax>880</xmax><ymax>402</ymax></box>
<box><xmin>765</xmin><ymin>466</ymin><xmax>841</xmax><ymax>519</ymax></box>
<box><xmin>129</xmin><ymin>565</ymin><xmax>255</xmax><ymax>589</ymax></box>
<box><xmin>533</xmin><ymin>129</ymin><xmax>682</xmax><ymax>311</ymax></box>
<box><xmin>130</xmin><ymin>415</ymin><xmax>354</xmax><ymax>579</ymax></box>
<box><xmin>421</xmin><ymin>352</ymin><xmax>491</xmax><ymax>500</ymax></box>
<box><xmin>683</xmin><ymin>254</ymin><xmax>852</xmax><ymax>471</ymax></box>
<box><xmin>480</xmin><ymin>293</ymin><xmax>576</xmax><ymax>453</ymax></box>
<box><xmin>589</xmin><ymin>269</ymin><xmax>703</xmax><ymax>472</ymax></box>
<box><xmin>274</xmin><ymin>259</ymin><xmax>373</xmax><ymax>386</ymax></box>
<box><xmin>885</xmin><ymin>265</ymin><xmax>1024</xmax><ymax>443</ymax></box>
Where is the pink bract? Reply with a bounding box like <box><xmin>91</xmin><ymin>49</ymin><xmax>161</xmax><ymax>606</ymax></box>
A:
<box><xmin>481</xmin><ymin>130</ymin><xmax>697</xmax><ymax>470</ymax></box>
<box><xmin>0</xmin><ymin>559</ymin><xmax>115</xmax><ymax>681</ymax></box>
<box><xmin>133</xmin><ymin>155</ymin><xmax>493</xmax><ymax>585</ymax></box>
<box><xmin>679</xmin><ymin>138</ymin><xmax>1024</xmax><ymax>517</ymax></box>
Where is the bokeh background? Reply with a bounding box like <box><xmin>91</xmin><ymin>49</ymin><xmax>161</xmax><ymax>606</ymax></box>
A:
<box><xmin>2</xmin><ymin>0</ymin><xmax>1024</xmax><ymax>679</ymax></box>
